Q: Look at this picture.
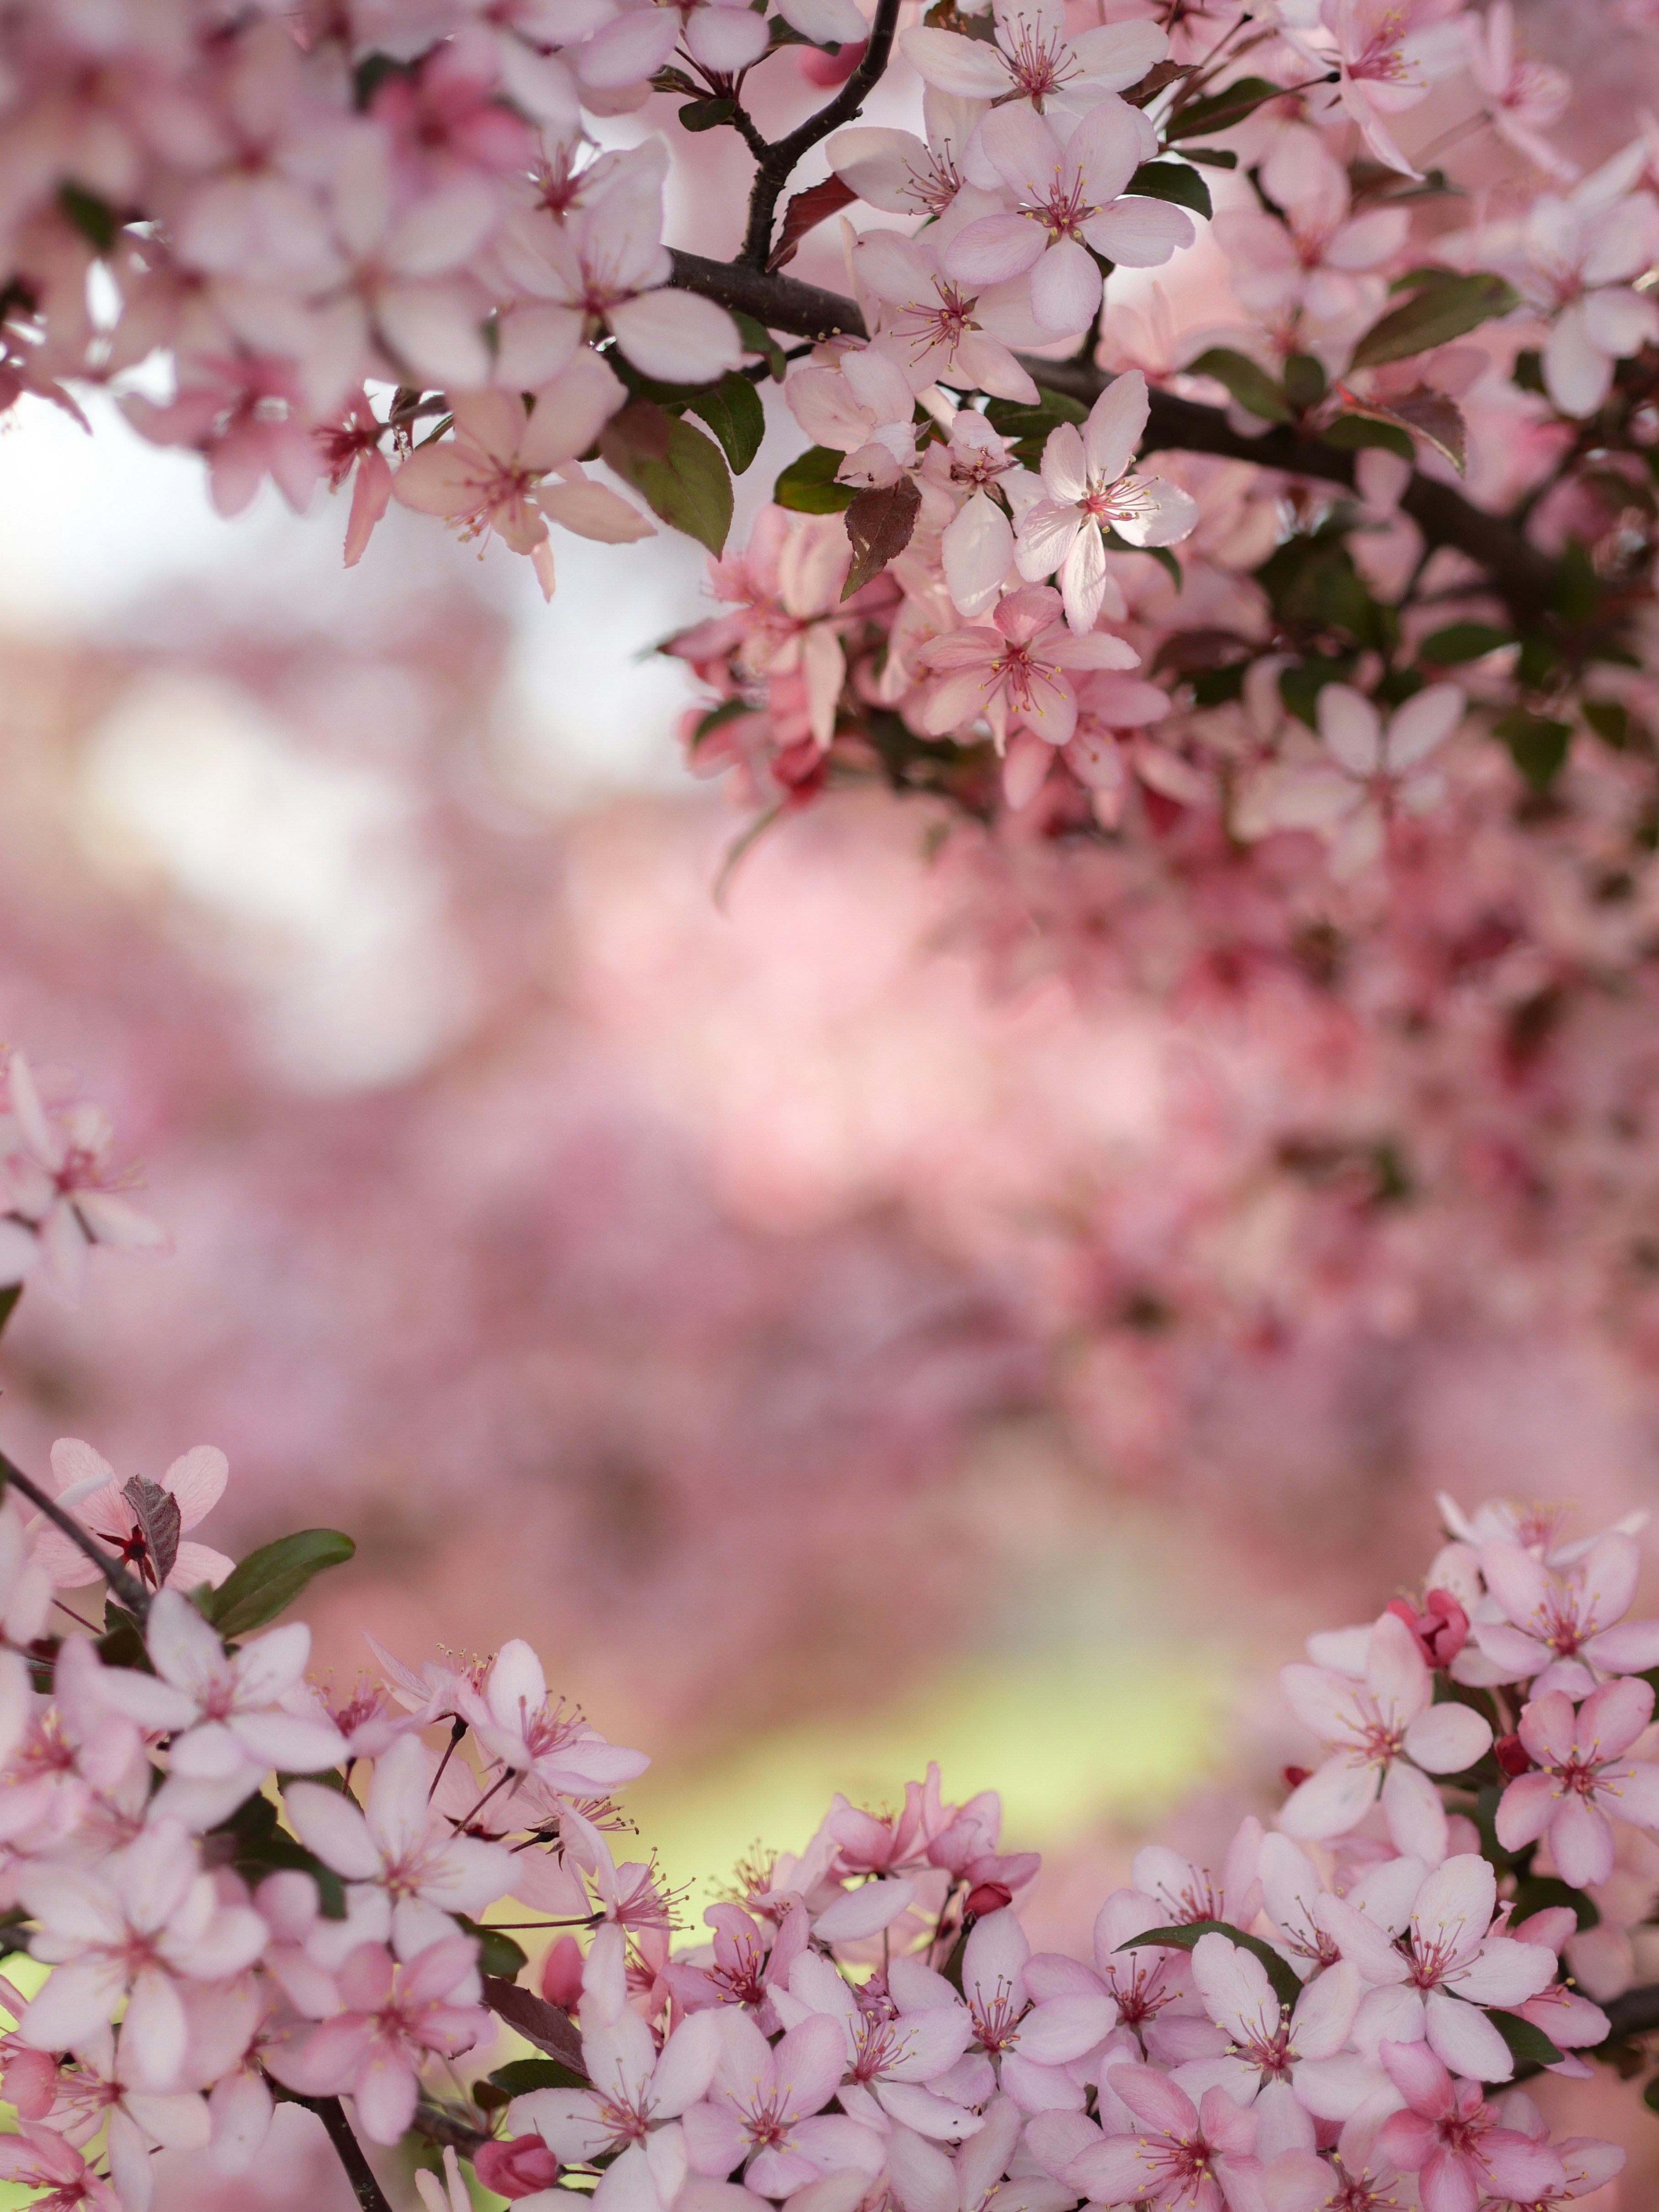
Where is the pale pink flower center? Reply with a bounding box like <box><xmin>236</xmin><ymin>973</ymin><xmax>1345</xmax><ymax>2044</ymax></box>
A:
<box><xmin>995</xmin><ymin>13</ymin><xmax>1079</xmax><ymax>106</ymax></box>
<box><xmin>1080</xmin><ymin>472</ymin><xmax>1159</xmax><ymax>529</ymax></box>
<box><xmin>968</xmin><ymin>1972</ymin><xmax>1028</xmax><ymax>2052</ymax></box>
<box><xmin>896</xmin><ymin>283</ymin><xmax>981</xmax><ymax>367</ymax></box>
<box><xmin>903</xmin><ymin>149</ymin><xmax>963</xmax><ymax>218</ymax></box>
<box><xmin>1018</xmin><ymin>168</ymin><xmax>1100</xmax><ymax>245</ymax></box>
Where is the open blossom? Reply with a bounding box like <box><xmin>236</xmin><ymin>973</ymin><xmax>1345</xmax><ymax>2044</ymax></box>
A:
<box><xmin>899</xmin><ymin>0</ymin><xmax>1166</xmax><ymax>130</ymax></box>
<box><xmin>1375</xmin><ymin>2041</ymin><xmax>1567</xmax><ymax>2207</ymax></box>
<box><xmin>461</xmin><ymin>1637</ymin><xmax>650</xmax><ymax>1796</ymax></box>
<box><xmin>1279</xmin><ymin>1608</ymin><xmax>1493</xmax><ymax>1855</ymax></box>
<box><xmin>1066</xmin><ymin>2068</ymin><xmax>1263</xmax><ymax>2211</ymax></box>
<box><xmin>1463</xmin><ymin>1</ymin><xmax>1575</xmax><ymax>181</ymax></box>
<box><xmin>18</xmin><ymin>1822</ymin><xmax>267</xmax><ymax>2090</ymax></box>
<box><xmin>1315</xmin><ymin>1853</ymin><xmax>1558</xmax><ymax>2083</ymax></box>
<box><xmin>1180</xmin><ymin>1934</ymin><xmax>1374</xmax><ymax>2154</ymax></box>
<box><xmin>773</xmin><ymin>1949</ymin><xmax>980</xmax><ymax>2140</ymax></box>
<box><xmin>510</xmin><ymin>2003</ymin><xmax>720</xmax><ymax>2209</ymax></box>
<box><xmin>1244</xmin><ymin>684</ymin><xmax>1465</xmax><ymax>877</ymax></box>
<box><xmin>1311</xmin><ymin>0</ymin><xmax>1470</xmax><ymax>177</ymax></box>
<box><xmin>918</xmin><ymin>582</ymin><xmax>1140</xmax><ymax>751</ymax></box>
<box><xmin>828</xmin><ymin>92</ymin><xmax>982</xmax><ymax>222</ymax></box>
<box><xmin>44</xmin><ymin>2024</ymin><xmax>211</xmax><ymax>2212</ymax></box>
<box><xmin>682</xmin><ymin>2009</ymin><xmax>883</xmax><ymax>2196</ymax></box>
<box><xmin>1012</xmin><ymin>372</ymin><xmax>1199</xmax><ymax>634</ymax></box>
<box><xmin>284</xmin><ymin>1731</ymin><xmax>517</xmax><ymax>1954</ymax></box>
<box><xmin>1467</xmin><ymin>1529</ymin><xmax>1659</xmax><ymax>1695</ymax></box>
<box><xmin>29</xmin><ymin>1439</ymin><xmax>234</xmax><ymax>1595</ymax></box>
<box><xmin>0</xmin><ymin>2121</ymin><xmax>120</xmax><ymax>2212</ymax></box>
<box><xmin>1495</xmin><ymin>1678</ymin><xmax>1659</xmax><ymax>1887</ymax></box>
<box><xmin>855</xmin><ymin>222</ymin><xmax>1042</xmax><ymax>404</ymax></box>
<box><xmin>0</xmin><ymin>1052</ymin><xmax>165</xmax><ymax>1306</ymax></box>
<box><xmin>264</xmin><ymin>1934</ymin><xmax>490</xmax><ymax>2143</ymax></box>
<box><xmin>943</xmin><ymin>101</ymin><xmax>1192</xmax><ymax>336</ymax></box>
<box><xmin>1212</xmin><ymin>126</ymin><xmax>1408</xmax><ymax>329</ymax></box>
<box><xmin>391</xmin><ymin>354</ymin><xmax>653</xmax><ymax>598</ymax></box>
<box><xmin>786</xmin><ymin>346</ymin><xmax>919</xmax><ymax>490</ymax></box>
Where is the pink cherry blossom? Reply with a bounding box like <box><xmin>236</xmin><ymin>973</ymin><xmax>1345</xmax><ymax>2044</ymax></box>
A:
<box><xmin>264</xmin><ymin>1934</ymin><xmax>490</xmax><ymax>2142</ymax></box>
<box><xmin>918</xmin><ymin>582</ymin><xmax>1140</xmax><ymax>750</ymax></box>
<box><xmin>943</xmin><ymin>102</ymin><xmax>1191</xmax><ymax>337</ymax></box>
<box><xmin>1066</xmin><ymin>2067</ymin><xmax>1264</xmax><ymax>2212</ymax></box>
<box><xmin>1471</xmin><ymin>1530</ymin><xmax>1659</xmax><ymax>1695</ymax></box>
<box><xmin>18</xmin><ymin>1821</ymin><xmax>267</xmax><ymax>2090</ymax></box>
<box><xmin>1314</xmin><ymin>1854</ymin><xmax>1558</xmax><ymax>2082</ymax></box>
<box><xmin>681</xmin><ymin>2008</ymin><xmax>881</xmax><ymax>2197</ymax></box>
<box><xmin>510</xmin><ymin>2005</ymin><xmax>719</xmax><ymax>2210</ymax></box>
<box><xmin>1280</xmin><ymin>1608</ymin><xmax>1492</xmax><ymax>1854</ymax></box>
<box><xmin>1244</xmin><ymin>684</ymin><xmax>1465</xmax><ymax>878</ymax></box>
<box><xmin>1375</xmin><ymin>2040</ymin><xmax>1567</xmax><ymax>2209</ymax></box>
<box><xmin>1180</xmin><ymin>1934</ymin><xmax>1373</xmax><ymax>2157</ymax></box>
<box><xmin>0</xmin><ymin>1053</ymin><xmax>165</xmax><ymax>1307</ymax></box>
<box><xmin>1463</xmin><ymin>2</ymin><xmax>1576</xmax><ymax>182</ymax></box>
<box><xmin>1494</xmin><ymin>1678</ymin><xmax>1659</xmax><ymax>1886</ymax></box>
<box><xmin>0</xmin><ymin>2120</ymin><xmax>120</xmax><ymax>2212</ymax></box>
<box><xmin>1012</xmin><ymin>372</ymin><xmax>1199</xmax><ymax>634</ymax></box>
<box><xmin>29</xmin><ymin>1439</ymin><xmax>233</xmax><ymax>1596</ymax></box>
<box><xmin>899</xmin><ymin>0</ymin><xmax>1167</xmax><ymax>131</ymax></box>
<box><xmin>390</xmin><ymin>354</ymin><xmax>652</xmax><ymax>598</ymax></box>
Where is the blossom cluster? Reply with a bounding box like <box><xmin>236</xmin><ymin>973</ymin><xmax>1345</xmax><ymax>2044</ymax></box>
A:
<box><xmin>0</xmin><ymin>1136</ymin><xmax>1655</xmax><ymax>2212</ymax></box>
<box><xmin>7</xmin><ymin>1393</ymin><xmax>1659</xmax><ymax>2212</ymax></box>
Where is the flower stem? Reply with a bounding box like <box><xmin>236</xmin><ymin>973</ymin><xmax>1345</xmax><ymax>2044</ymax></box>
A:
<box><xmin>293</xmin><ymin>2095</ymin><xmax>396</xmax><ymax>2212</ymax></box>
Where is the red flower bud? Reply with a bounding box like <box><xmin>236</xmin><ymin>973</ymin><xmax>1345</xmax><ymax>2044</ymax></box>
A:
<box><xmin>1495</xmin><ymin>1733</ymin><xmax>1531</xmax><ymax>1778</ymax></box>
<box><xmin>474</xmin><ymin>2138</ymin><xmax>561</xmax><ymax>2199</ymax></box>
<box><xmin>964</xmin><ymin>1880</ymin><xmax>1014</xmax><ymax>1918</ymax></box>
<box><xmin>1282</xmin><ymin>1766</ymin><xmax>1312</xmax><ymax>1789</ymax></box>
<box><xmin>1385</xmin><ymin>1589</ymin><xmax>1470</xmax><ymax>1669</ymax></box>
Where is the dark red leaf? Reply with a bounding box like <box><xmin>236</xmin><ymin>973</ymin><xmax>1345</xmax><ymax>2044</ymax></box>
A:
<box><xmin>843</xmin><ymin>475</ymin><xmax>920</xmax><ymax>597</ymax></box>
<box><xmin>122</xmin><ymin>1475</ymin><xmax>181</xmax><ymax>1588</ymax></box>
<box><xmin>481</xmin><ymin>1976</ymin><xmax>587</xmax><ymax>2077</ymax></box>
<box><xmin>768</xmin><ymin>175</ymin><xmax>859</xmax><ymax>272</ymax></box>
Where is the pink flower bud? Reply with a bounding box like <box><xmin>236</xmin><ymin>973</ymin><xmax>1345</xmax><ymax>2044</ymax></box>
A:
<box><xmin>540</xmin><ymin>1934</ymin><xmax>585</xmax><ymax>2012</ymax></box>
<box><xmin>798</xmin><ymin>37</ymin><xmax>864</xmax><ymax>84</ymax></box>
<box><xmin>474</xmin><ymin>2137</ymin><xmax>561</xmax><ymax>2198</ymax></box>
<box><xmin>1385</xmin><ymin>1589</ymin><xmax>1469</xmax><ymax>1669</ymax></box>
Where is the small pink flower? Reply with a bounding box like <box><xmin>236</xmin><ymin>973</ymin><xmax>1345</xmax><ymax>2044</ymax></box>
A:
<box><xmin>0</xmin><ymin>1052</ymin><xmax>165</xmax><ymax>1307</ymax></box>
<box><xmin>1375</xmin><ymin>2040</ymin><xmax>1567</xmax><ymax>2207</ymax></box>
<box><xmin>681</xmin><ymin>2009</ymin><xmax>880</xmax><ymax>2197</ymax></box>
<box><xmin>29</xmin><ymin>1438</ymin><xmax>233</xmax><ymax>1596</ymax></box>
<box><xmin>0</xmin><ymin>2120</ymin><xmax>120</xmax><ymax>2212</ymax></box>
<box><xmin>918</xmin><ymin>582</ymin><xmax>1140</xmax><ymax>751</ymax></box>
<box><xmin>1472</xmin><ymin>1529</ymin><xmax>1659</xmax><ymax>1695</ymax></box>
<box><xmin>1495</xmin><ymin>1678</ymin><xmax>1659</xmax><ymax>1886</ymax></box>
<box><xmin>1066</xmin><ymin>2068</ymin><xmax>1264</xmax><ymax>2212</ymax></box>
<box><xmin>263</xmin><ymin>1934</ymin><xmax>489</xmax><ymax>2143</ymax></box>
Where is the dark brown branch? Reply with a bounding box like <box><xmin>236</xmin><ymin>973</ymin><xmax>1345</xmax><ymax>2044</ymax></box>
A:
<box><xmin>0</xmin><ymin>1449</ymin><xmax>151</xmax><ymax>1620</ymax></box>
<box><xmin>1602</xmin><ymin>1982</ymin><xmax>1659</xmax><ymax>2043</ymax></box>
<box><xmin>290</xmin><ymin>2094</ymin><xmax>396</xmax><ymax>2212</ymax></box>
<box><xmin>736</xmin><ymin>0</ymin><xmax>903</xmax><ymax>269</ymax></box>
<box><xmin>665</xmin><ymin>255</ymin><xmax>1561</xmax><ymax>627</ymax></box>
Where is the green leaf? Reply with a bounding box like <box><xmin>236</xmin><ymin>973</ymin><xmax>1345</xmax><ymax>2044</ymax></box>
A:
<box><xmin>843</xmin><ymin>476</ymin><xmax>921</xmax><ymax>596</ymax></box>
<box><xmin>687</xmin><ymin>371</ymin><xmax>766</xmax><ymax>475</ymax></box>
<box><xmin>732</xmin><ymin>311</ymin><xmax>788</xmax><ymax>382</ymax></box>
<box><xmin>59</xmin><ymin>182</ymin><xmax>118</xmax><ymax>254</ymax></box>
<box><xmin>678</xmin><ymin>96</ymin><xmax>736</xmax><ymax>130</ymax></box>
<box><xmin>1180</xmin><ymin>147</ymin><xmax>1239</xmax><ymax>170</ymax></box>
<box><xmin>1187</xmin><ymin>347</ymin><xmax>1289</xmax><ymax>423</ymax></box>
<box><xmin>1510</xmin><ymin>1874</ymin><xmax>1599</xmax><ymax>1931</ymax></box>
<box><xmin>600</xmin><ymin>402</ymin><xmax>734</xmax><ymax>556</ymax></box>
<box><xmin>774</xmin><ymin>443</ymin><xmax>855</xmax><ymax>514</ymax></box>
<box><xmin>489</xmin><ymin>2057</ymin><xmax>588</xmax><ymax>2097</ymax></box>
<box><xmin>1348</xmin><ymin>271</ymin><xmax>1518</xmax><ymax>370</ymax></box>
<box><xmin>216</xmin><ymin>1792</ymin><xmax>347</xmax><ymax>1917</ymax></box>
<box><xmin>458</xmin><ymin>1918</ymin><xmax>530</xmax><ymax>1979</ymax></box>
<box><xmin>1495</xmin><ymin>709</ymin><xmax>1572</xmax><ymax>793</ymax></box>
<box><xmin>1126</xmin><ymin>160</ymin><xmax>1212</xmax><ymax>221</ymax></box>
<box><xmin>1486</xmin><ymin>2009</ymin><xmax>1564</xmax><ymax>2069</ymax></box>
<box><xmin>691</xmin><ymin>698</ymin><xmax>757</xmax><ymax>749</ymax></box>
<box><xmin>1418</xmin><ymin>622</ymin><xmax>1511</xmax><ymax>665</ymax></box>
<box><xmin>1322</xmin><ymin>413</ymin><xmax>1415</xmax><ymax>462</ymax></box>
<box><xmin>1552</xmin><ymin>539</ymin><xmax>1600</xmax><ymax>625</ymax></box>
<box><xmin>0</xmin><ymin>1283</ymin><xmax>21</xmax><ymax>1343</ymax></box>
<box><xmin>1165</xmin><ymin>75</ymin><xmax>1286</xmax><ymax>140</ymax></box>
<box><xmin>1279</xmin><ymin>658</ymin><xmax>1354</xmax><ymax>729</ymax></box>
<box><xmin>1118</xmin><ymin>1920</ymin><xmax>1302</xmax><ymax>2012</ymax></box>
<box><xmin>1583</xmin><ymin>699</ymin><xmax>1630</xmax><ymax>749</ymax></box>
<box><xmin>983</xmin><ymin>385</ymin><xmax>1088</xmax><ymax>437</ymax></box>
<box><xmin>1282</xmin><ymin>353</ymin><xmax>1328</xmax><ymax>412</ymax></box>
<box><xmin>202</xmin><ymin>1530</ymin><xmax>356</xmax><ymax>1640</ymax></box>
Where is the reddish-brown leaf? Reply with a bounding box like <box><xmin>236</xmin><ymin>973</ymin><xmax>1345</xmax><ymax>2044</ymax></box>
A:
<box><xmin>843</xmin><ymin>475</ymin><xmax>921</xmax><ymax>597</ymax></box>
<box><xmin>122</xmin><ymin>1475</ymin><xmax>180</xmax><ymax>1588</ymax></box>
<box><xmin>481</xmin><ymin>1977</ymin><xmax>587</xmax><ymax>2075</ymax></box>
<box><xmin>768</xmin><ymin>175</ymin><xmax>859</xmax><ymax>272</ymax></box>
<box><xmin>1340</xmin><ymin>385</ymin><xmax>1467</xmax><ymax>474</ymax></box>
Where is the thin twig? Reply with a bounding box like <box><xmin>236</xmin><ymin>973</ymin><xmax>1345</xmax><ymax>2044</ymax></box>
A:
<box><xmin>290</xmin><ymin>2094</ymin><xmax>397</xmax><ymax>2212</ymax></box>
<box><xmin>0</xmin><ymin>1450</ymin><xmax>151</xmax><ymax>1620</ymax></box>
<box><xmin>736</xmin><ymin>0</ymin><xmax>902</xmax><ymax>269</ymax></box>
